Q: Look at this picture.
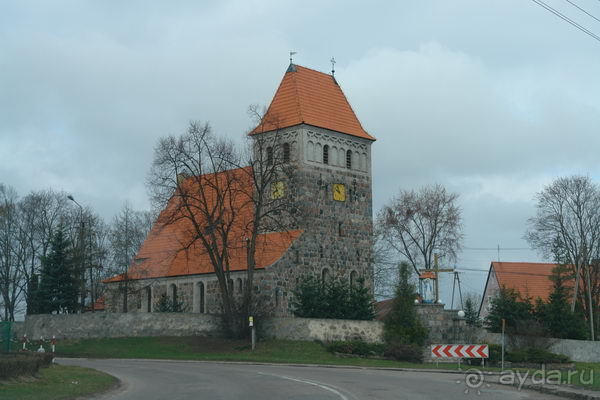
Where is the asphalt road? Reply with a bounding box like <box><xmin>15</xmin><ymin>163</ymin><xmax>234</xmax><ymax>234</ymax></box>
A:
<box><xmin>56</xmin><ymin>358</ymin><xmax>564</xmax><ymax>400</ymax></box>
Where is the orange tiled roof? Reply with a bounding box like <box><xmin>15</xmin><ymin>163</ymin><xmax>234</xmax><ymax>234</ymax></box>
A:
<box><xmin>104</xmin><ymin>167</ymin><xmax>302</xmax><ymax>282</ymax></box>
<box><xmin>492</xmin><ymin>262</ymin><xmax>568</xmax><ymax>302</ymax></box>
<box><xmin>251</xmin><ymin>64</ymin><xmax>375</xmax><ymax>141</ymax></box>
<box><xmin>85</xmin><ymin>296</ymin><xmax>105</xmax><ymax>312</ymax></box>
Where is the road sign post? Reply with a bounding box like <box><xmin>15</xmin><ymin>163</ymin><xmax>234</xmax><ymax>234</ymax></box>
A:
<box><xmin>249</xmin><ymin>316</ymin><xmax>255</xmax><ymax>351</ymax></box>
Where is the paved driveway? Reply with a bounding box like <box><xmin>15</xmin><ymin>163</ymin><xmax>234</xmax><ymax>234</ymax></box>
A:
<box><xmin>57</xmin><ymin>358</ymin><xmax>563</xmax><ymax>400</ymax></box>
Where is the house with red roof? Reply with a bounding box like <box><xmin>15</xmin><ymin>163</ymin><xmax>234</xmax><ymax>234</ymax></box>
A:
<box><xmin>478</xmin><ymin>262</ymin><xmax>571</xmax><ymax>319</ymax></box>
<box><xmin>103</xmin><ymin>63</ymin><xmax>376</xmax><ymax>315</ymax></box>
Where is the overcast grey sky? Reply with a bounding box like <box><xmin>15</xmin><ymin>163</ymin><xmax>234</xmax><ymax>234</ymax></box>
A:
<box><xmin>2</xmin><ymin>0</ymin><xmax>600</xmax><ymax>301</ymax></box>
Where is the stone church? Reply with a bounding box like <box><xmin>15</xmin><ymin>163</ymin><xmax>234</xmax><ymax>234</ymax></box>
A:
<box><xmin>104</xmin><ymin>63</ymin><xmax>376</xmax><ymax>316</ymax></box>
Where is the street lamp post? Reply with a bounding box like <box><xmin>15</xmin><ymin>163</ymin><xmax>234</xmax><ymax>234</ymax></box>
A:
<box><xmin>67</xmin><ymin>195</ymin><xmax>93</xmax><ymax>313</ymax></box>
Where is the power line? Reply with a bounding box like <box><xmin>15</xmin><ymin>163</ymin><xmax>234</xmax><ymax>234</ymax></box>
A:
<box><xmin>456</xmin><ymin>267</ymin><xmax>567</xmax><ymax>278</ymax></box>
<box><xmin>565</xmin><ymin>0</ymin><xmax>600</xmax><ymax>24</ymax></box>
<box><xmin>463</xmin><ymin>247</ymin><xmax>530</xmax><ymax>251</ymax></box>
<box><xmin>531</xmin><ymin>0</ymin><xmax>600</xmax><ymax>43</ymax></box>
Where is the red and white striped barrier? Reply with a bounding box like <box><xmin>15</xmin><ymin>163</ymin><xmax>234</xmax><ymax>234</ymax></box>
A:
<box><xmin>431</xmin><ymin>344</ymin><xmax>489</xmax><ymax>359</ymax></box>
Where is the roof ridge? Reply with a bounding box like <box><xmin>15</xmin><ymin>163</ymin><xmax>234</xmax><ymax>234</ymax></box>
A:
<box><xmin>290</xmin><ymin>65</ymin><xmax>304</xmax><ymax>124</ymax></box>
<box><xmin>492</xmin><ymin>261</ymin><xmax>557</xmax><ymax>266</ymax></box>
<box><xmin>293</xmin><ymin>64</ymin><xmax>331</xmax><ymax>76</ymax></box>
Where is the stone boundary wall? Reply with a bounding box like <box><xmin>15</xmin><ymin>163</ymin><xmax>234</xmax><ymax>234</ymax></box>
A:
<box><xmin>476</xmin><ymin>331</ymin><xmax>600</xmax><ymax>363</ymax></box>
<box><xmin>260</xmin><ymin>317</ymin><xmax>384</xmax><ymax>343</ymax></box>
<box><xmin>17</xmin><ymin>313</ymin><xmax>222</xmax><ymax>340</ymax></box>
<box><xmin>11</xmin><ymin>312</ymin><xmax>598</xmax><ymax>362</ymax></box>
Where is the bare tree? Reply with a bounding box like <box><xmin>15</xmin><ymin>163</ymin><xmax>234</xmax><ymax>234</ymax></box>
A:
<box><xmin>236</xmin><ymin>106</ymin><xmax>298</xmax><ymax>323</ymax></box>
<box><xmin>376</xmin><ymin>184</ymin><xmax>463</xmax><ymax>275</ymax></box>
<box><xmin>0</xmin><ymin>184</ymin><xmax>26</xmax><ymax>320</ymax></box>
<box><xmin>108</xmin><ymin>202</ymin><xmax>153</xmax><ymax>312</ymax></box>
<box><xmin>148</xmin><ymin>118</ymin><xmax>296</xmax><ymax>336</ymax></box>
<box><xmin>148</xmin><ymin>122</ymin><xmax>245</xmax><ymax>334</ymax></box>
<box><xmin>372</xmin><ymin>232</ymin><xmax>400</xmax><ymax>300</ymax></box>
<box><xmin>526</xmin><ymin>175</ymin><xmax>600</xmax><ymax>340</ymax></box>
<box><xmin>18</xmin><ymin>189</ymin><xmax>70</xmax><ymax>313</ymax></box>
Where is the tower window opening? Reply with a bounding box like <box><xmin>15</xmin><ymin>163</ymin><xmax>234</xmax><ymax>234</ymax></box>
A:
<box><xmin>283</xmin><ymin>143</ymin><xmax>290</xmax><ymax>163</ymax></box>
<box><xmin>346</xmin><ymin>150</ymin><xmax>352</xmax><ymax>169</ymax></box>
<box><xmin>323</xmin><ymin>145</ymin><xmax>329</xmax><ymax>164</ymax></box>
<box><xmin>266</xmin><ymin>146</ymin><xmax>273</xmax><ymax>165</ymax></box>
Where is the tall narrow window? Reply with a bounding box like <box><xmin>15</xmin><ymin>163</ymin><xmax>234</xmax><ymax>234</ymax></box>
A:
<box><xmin>266</xmin><ymin>146</ymin><xmax>273</xmax><ymax>165</ymax></box>
<box><xmin>283</xmin><ymin>143</ymin><xmax>290</xmax><ymax>163</ymax></box>
<box><xmin>237</xmin><ymin>278</ymin><xmax>243</xmax><ymax>293</ymax></box>
<box><xmin>323</xmin><ymin>145</ymin><xmax>329</xmax><ymax>164</ymax></box>
<box><xmin>321</xmin><ymin>268</ymin><xmax>330</xmax><ymax>283</ymax></box>
<box><xmin>350</xmin><ymin>271</ymin><xmax>358</xmax><ymax>289</ymax></box>
<box><xmin>146</xmin><ymin>287</ymin><xmax>152</xmax><ymax>312</ymax></box>
<box><xmin>198</xmin><ymin>282</ymin><xmax>205</xmax><ymax>313</ymax></box>
<box><xmin>170</xmin><ymin>284</ymin><xmax>177</xmax><ymax>303</ymax></box>
<box><xmin>346</xmin><ymin>150</ymin><xmax>352</xmax><ymax>169</ymax></box>
<box><xmin>338</xmin><ymin>222</ymin><xmax>343</xmax><ymax>236</ymax></box>
<box><xmin>228</xmin><ymin>279</ymin><xmax>234</xmax><ymax>293</ymax></box>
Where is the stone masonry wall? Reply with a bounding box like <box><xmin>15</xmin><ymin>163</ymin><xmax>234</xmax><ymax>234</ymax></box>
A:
<box><xmin>19</xmin><ymin>312</ymin><xmax>222</xmax><ymax>340</ymax></box>
<box><xmin>11</xmin><ymin>310</ymin><xmax>599</xmax><ymax>362</ymax></box>
<box><xmin>256</xmin><ymin>125</ymin><xmax>375</xmax><ymax>317</ymax></box>
<box><xmin>259</xmin><ymin>317</ymin><xmax>384</xmax><ymax>343</ymax></box>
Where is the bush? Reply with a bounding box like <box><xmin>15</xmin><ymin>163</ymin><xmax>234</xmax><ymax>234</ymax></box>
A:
<box><xmin>383</xmin><ymin>342</ymin><xmax>423</xmax><ymax>363</ymax></box>
<box><xmin>487</xmin><ymin>343</ymin><xmax>503</xmax><ymax>363</ymax></box>
<box><xmin>383</xmin><ymin>263</ymin><xmax>427</xmax><ymax>347</ymax></box>
<box><xmin>292</xmin><ymin>276</ymin><xmax>375</xmax><ymax>320</ymax></box>
<box><xmin>0</xmin><ymin>353</ymin><xmax>54</xmax><ymax>379</ymax></box>
<box><xmin>506</xmin><ymin>347</ymin><xmax>570</xmax><ymax>364</ymax></box>
<box><xmin>325</xmin><ymin>340</ymin><xmax>385</xmax><ymax>357</ymax></box>
<box><xmin>154</xmin><ymin>293</ymin><xmax>187</xmax><ymax>312</ymax></box>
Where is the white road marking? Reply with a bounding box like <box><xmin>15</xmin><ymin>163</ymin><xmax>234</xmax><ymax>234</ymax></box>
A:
<box><xmin>257</xmin><ymin>372</ymin><xmax>352</xmax><ymax>400</ymax></box>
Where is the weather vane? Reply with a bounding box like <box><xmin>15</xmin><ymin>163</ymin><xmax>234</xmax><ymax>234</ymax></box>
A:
<box><xmin>330</xmin><ymin>57</ymin><xmax>336</xmax><ymax>75</ymax></box>
<box><xmin>289</xmin><ymin>51</ymin><xmax>297</xmax><ymax>64</ymax></box>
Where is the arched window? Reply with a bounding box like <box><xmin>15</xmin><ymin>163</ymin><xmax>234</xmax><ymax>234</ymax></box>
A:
<box><xmin>350</xmin><ymin>271</ymin><xmax>358</xmax><ymax>289</ymax></box>
<box><xmin>338</xmin><ymin>222</ymin><xmax>343</xmax><ymax>237</ymax></box>
<box><xmin>321</xmin><ymin>268</ymin><xmax>330</xmax><ymax>283</ymax></box>
<box><xmin>146</xmin><ymin>287</ymin><xmax>152</xmax><ymax>312</ymax></box>
<box><xmin>323</xmin><ymin>145</ymin><xmax>329</xmax><ymax>164</ymax></box>
<box><xmin>266</xmin><ymin>146</ymin><xmax>273</xmax><ymax>165</ymax></box>
<box><xmin>346</xmin><ymin>150</ymin><xmax>352</xmax><ymax>169</ymax></box>
<box><xmin>197</xmin><ymin>282</ymin><xmax>205</xmax><ymax>313</ymax></box>
<box><xmin>228</xmin><ymin>278</ymin><xmax>234</xmax><ymax>293</ymax></box>
<box><xmin>275</xmin><ymin>287</ymin><xmax>280</xmax><ymax>307</ymax></box>
<box><xmin>283</xmin><ymin>143</ymin><xmax>290</xmax><ymax>163</ymax></box>
<box><xmin>319</xmin><ymin>245</ymin><xmax>324</xmax><ymax>258</ymax></box>
<box><xmin>237</xmin><ymin>278</ymin><xmax>243</xmax><ymax>294</ymax></box>
<box><xmin>307</xmin><ymin>141</ymin><xmax>315</xmax><ymax>161</ymax></box>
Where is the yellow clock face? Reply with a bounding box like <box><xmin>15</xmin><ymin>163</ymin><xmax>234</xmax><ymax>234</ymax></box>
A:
<box><xmin>333</xmin><ymin>183</ymin><xmax>346</xmax><ymax>202</ymax></box>
<box><xmin>271</xmin><ymin>181</ymin><xmax>284</xmax><ymax>199</ymax></box>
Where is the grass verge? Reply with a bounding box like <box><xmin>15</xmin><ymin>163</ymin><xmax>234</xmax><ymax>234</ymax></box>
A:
<box><xmin>56</xmin><ymin>336</ymin><xmax>464</xmax><ymax>369</ymax></box>
<box><xmin>0</xmin><ymin>364</ymin><xmax>117</xmax><ymax>400</ymax></box>
<box><xmin>55</xmin><ymin>337</ymin><xmax>599</xmax><ymax>391</ymax></box>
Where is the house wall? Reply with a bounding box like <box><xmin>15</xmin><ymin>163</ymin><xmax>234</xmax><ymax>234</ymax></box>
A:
<box><xmin>478</xmin><ymin>269</ymin><xmax>499</xmax><ymax>320</ymax></box>
<box><xmin>104</xmin><ymin>270</ymin><xmax>253</xmax><ymax>315</ymax></box>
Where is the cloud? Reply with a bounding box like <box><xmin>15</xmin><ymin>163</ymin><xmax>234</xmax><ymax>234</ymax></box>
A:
<box><xmin>2</xmin><ymin>1</ymin><xmax>600</xmax><ymax>297</ymax></box>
